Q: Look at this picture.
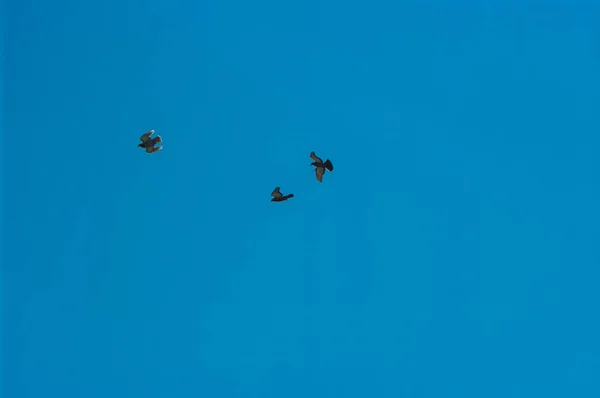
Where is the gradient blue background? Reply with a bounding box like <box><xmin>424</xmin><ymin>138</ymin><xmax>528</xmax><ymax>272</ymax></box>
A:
<box><xmin>3</xmin><ymin>1</ymin><xmax>599</xmax><ymax>397</ymax></box>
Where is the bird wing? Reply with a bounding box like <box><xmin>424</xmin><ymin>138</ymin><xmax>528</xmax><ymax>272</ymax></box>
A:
<box><xmin>146</xmin><ymin>146</ymin><xmax>163</xmax><ymax>154</ymax></box>
<box><xmin>315</xmin><ymin>167</ymin><xmax>324</xmax><ymax>182</ymax></box>
<box><xmin>271</xmin><ymin>187</ymin><xmax>282</xmax><ymax>198</ymax></box>
<box><xmin>140</xmin><ymin>130</ymin><xmax>154</xmax><ymax>143</ymax></box>
<box><xmin>310</xmin><ymin>151</ymin><xmax>323</xmax><ymax>163</ymax></box>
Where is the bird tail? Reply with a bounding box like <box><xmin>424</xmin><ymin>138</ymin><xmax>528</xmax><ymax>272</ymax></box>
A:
<box><xmin>324</xmin><ymin>159</ymin><xmax>333</xmax><ymax>171</ymax></box>
<box><xmin>283</xmin><ymin>194</ymin><xmax>294</xmax><ymax>199</ymax></box>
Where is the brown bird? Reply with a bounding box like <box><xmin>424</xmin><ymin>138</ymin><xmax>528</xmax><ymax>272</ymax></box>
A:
<box><xmin>271</xmin><ymin>187</ymin><xmax>294</xmax><ymax>202</ymax></box>
<box><xmin>138</xmin><ymin>129</ymin><xmax>163</xmax><ymax>153</ymax></box>
<box><xmin>310</xmin><ymin>151</ymin><xmax>334</xmax><ymax>182</ymax></box>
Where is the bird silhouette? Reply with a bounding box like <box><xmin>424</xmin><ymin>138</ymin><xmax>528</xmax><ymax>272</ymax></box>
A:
<box><xmin>310</xmin><ymin>151</ymin><xmax>334</xmax><ymax>182</ymax></box>
<box><xmin>271</xmin><ymin>187</ymin><xmax>294</xmax><ymax>202</ymax></box>
<box><xmin>138</xmin><ymin>129</ymin><xmax>163</xmax><ymax>153</ymax></box>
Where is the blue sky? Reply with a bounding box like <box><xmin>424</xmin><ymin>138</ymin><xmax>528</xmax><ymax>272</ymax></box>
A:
<box><xmin>3</xmin><ymin>0</ymin><xmax>600</xmax><ymax>397</ymax></box>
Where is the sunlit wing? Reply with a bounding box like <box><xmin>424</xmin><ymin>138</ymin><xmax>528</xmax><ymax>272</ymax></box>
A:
<box><xmin>315</xmin><ymin>167</ymin><xmax>324</xmax><ymax>182</ymax></box>
<box><xmin>146</xmin><ymin>145</ymin><xmax>162</xmax><ymax>154</ymax></box>
<box><xmin>310</xmin><ymin>151</ymin><xmax>323</xmax><ymax>163</ymax></box>
<box><xmin>140</xmin><ymin>130</ymin><xmax>154</xmax><ymax>143</ymax></box>
<box><xmin>271</xmin><ymin>187</ymin><xmax>282</xmax><ymax>198</ymax></box>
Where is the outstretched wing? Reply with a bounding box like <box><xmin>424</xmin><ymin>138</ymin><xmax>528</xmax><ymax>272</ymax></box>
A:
<box><xmin>146</xmin><ymin>145</ymin><xmax>162</xmax><ymax>153</ymax></box>
<box><xmin>271</xmin><ymin>187</ymin><xmax>282</xmax><ymax>198</ymax></box>
<box><xmin>315</xmin><ymin>167</ymin><xmax>324</xmax><ymax>182</ymax></box>
<box><xmin>310</xmin><ymin>151</ymin><xmax>323</xmax><ymax>163</ymax></box>
<box><xmin>140</xmin><ymin>129</ymin><xmax>155</xmax><ymax>143</ymax></box>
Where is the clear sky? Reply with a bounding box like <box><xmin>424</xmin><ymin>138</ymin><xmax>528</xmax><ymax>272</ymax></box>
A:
<box><xmin>3</xmin><ymin>1</ymin><xmax>600</xmax><ymax>397</ymax></box>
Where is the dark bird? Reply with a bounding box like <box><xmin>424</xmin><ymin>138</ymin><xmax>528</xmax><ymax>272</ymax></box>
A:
<box><xmin>310</xmin><ymin>151</ymin><xmax>334</xmax><ymax>182</ymax></box>
<box><xmin>138</xmin><ymin>129</ymin><xmax>163</xmax><ymax>153</ymax></box>
<box><xmin>271</xmin><ymin>187</ymin><xmax>294</xmax><ymax>202</ymax></box>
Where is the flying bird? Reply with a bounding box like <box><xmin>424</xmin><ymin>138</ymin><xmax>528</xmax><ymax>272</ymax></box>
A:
<box><xmin>138</xmin><ymin>129</ymin><xmax>163</xmax><ymax>153</ymax></box>
<box><xmin>271</xmin><ymin>187</ymin><xmax>294</xmax><ymax>202</ymax></box>
<box><xmin>310</xmin><ymin>151</ymin><xmax>334</xmax><ymax>182</ymax></box>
